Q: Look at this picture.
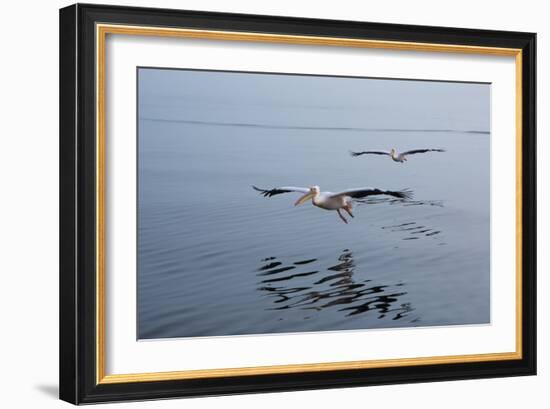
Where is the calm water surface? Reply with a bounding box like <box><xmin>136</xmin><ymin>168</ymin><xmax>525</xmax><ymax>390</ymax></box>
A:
<box><xmin>137</xmin><ymin>69</ymin><xmax>490</xmax><ymax>339</ymax></box>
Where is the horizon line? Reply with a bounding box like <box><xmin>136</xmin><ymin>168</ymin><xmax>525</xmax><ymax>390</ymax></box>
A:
<box><xmin>140</xmin><ymin>117</ymin><xmax>490</xmax><ymax>135</ymax></box>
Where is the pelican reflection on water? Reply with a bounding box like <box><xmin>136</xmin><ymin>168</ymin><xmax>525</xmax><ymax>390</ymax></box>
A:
<box><xmin>253</xmin><ymin>185</ymin><xmax>412</xmax><ymax>224</ymax></box>
<box><xmin>257</xmin><ymin>249</ymin><xmax>415</xmax><ymax>321</ymax></box>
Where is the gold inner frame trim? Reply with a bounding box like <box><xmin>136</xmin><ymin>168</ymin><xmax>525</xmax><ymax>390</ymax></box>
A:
<box><xmin>96</xmin><ymin>23</ymin><xmax>523</xmax><ymax>385</ymax></box>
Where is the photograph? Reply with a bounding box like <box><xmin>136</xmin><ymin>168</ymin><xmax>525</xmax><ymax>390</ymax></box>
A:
<box><xmin>137</xmin><ymin>67</ymin><xmax>491</xmax><ymax>339</ymax></box>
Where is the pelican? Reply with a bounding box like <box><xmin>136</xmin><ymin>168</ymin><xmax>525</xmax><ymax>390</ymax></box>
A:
<box><xmin>350</xmin><ymin>148</ymin><xmax>445</xmax><ymax>163</ymax></box>
<box><xmin>253</xmin><ymin>185</ymin><xmax>411</xmax><ymax>224</ymax></box>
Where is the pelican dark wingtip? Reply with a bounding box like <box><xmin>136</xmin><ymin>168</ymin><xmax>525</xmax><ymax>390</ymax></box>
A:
<box><xmin>397</xmin><ymin>189</ymin><xmax>414</xmax><ymax>200</ymax></box>
<box><xmin>252</xmin><ymin>185</ymin><xmax>269</xmax><ymax>197</ymax></box>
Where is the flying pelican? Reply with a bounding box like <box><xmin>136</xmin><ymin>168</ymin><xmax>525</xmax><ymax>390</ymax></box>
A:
<box><xmin>253</xmin><ymin>185</ymin><xmax>411</xmax><ymax>224</ymax></box>
<box><xmin>350</xmin><ymin>148</ymin><xmax>445</xmax><ymax>163</ymax></box>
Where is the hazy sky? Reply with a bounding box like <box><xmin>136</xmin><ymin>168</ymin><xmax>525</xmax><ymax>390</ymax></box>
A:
<box><xmin>138</xmin><ymin>68</ymin><xmax>490</xmax><ymax>133</ymax></box>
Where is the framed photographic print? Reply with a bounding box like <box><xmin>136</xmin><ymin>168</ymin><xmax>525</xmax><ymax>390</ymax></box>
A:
<box><xmin>59</xmin><ymin>3</ymin><xmax>536</xmax><ymax>404</ymax></box>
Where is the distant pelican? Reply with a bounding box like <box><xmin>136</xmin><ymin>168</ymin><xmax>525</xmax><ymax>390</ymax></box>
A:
<box><xmin>253</xmin><ymin>185</ymin><xmax>411</xmax><ymax>224</ymax></box>
<box><xmin>350</xmin><ymin>148</ymin><xmax>445</xmax><ymax>163</ymax></box>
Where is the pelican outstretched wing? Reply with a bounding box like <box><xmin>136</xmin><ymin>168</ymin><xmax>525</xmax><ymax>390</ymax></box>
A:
<box><xmin>330</xmin><ymin>187</ymin><xmax>412</xmax><ymax>200</ymax></box>
<box><xmin>402</xmin><ymin>148</ymin><xmax>445</xmax><ymax>156</ymax></box>
<box><xmin>349</xmin><ymin>150</ymin><xmax>390</xmax><ymax>157</ymax></box>
<box><xmin>252</xmin><ymin>185</ymin><xmax>309</xmax><ymax>197</ymax></box>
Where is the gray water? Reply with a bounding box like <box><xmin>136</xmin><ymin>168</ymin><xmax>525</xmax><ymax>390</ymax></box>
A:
<box><xmin>137</xmin><ymin>68</ymin><xmax>490</xmax><ymax>339</ymax></box>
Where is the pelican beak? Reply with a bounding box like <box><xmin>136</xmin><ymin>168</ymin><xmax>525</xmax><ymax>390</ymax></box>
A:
<box><xmin>294</xmin><ymin>192</ymin><xmax>315</xmax><ymax>206</ymax></box>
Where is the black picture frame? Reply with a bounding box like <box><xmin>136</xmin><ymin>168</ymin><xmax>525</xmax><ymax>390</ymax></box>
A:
<box><xmin>60</xmin><ymin>3</ymin><xmax>536</xmax><ymax>404</ymax></box>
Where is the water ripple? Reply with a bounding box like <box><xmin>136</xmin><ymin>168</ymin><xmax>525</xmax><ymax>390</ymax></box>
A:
<box><xmin>382</xmin><ymin>221</ymin><xmax>444</xmax><ymax>242</ymax></box>
<box><xmin>256</xmin><ymin>250</ymin><xmax>415</xmax><ymax>321</ymax></box>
